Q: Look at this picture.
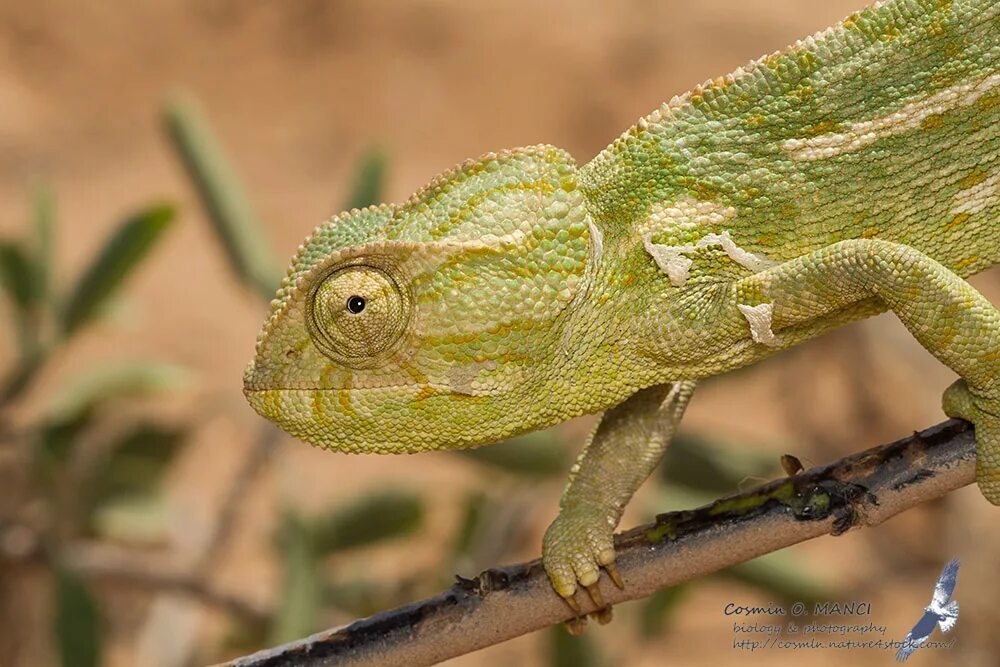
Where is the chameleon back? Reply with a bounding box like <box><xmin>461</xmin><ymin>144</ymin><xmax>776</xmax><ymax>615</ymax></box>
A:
<box><xmin>581</xmin><ymin>0</ymin><xmax>1000</xmax><ymax>281</ymax></box>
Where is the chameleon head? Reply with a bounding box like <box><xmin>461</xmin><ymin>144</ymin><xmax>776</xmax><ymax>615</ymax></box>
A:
<box><xmin>243</xmin><ymin>145</ymin><xmax>604</xmax><ymax>453</ymax></box>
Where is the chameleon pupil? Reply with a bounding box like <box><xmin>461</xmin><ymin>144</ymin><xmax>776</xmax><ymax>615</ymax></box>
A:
<box><xmin>347</xmin><ymin>295</ymin><xmax>366</xmax><ymax>314</ymax></box>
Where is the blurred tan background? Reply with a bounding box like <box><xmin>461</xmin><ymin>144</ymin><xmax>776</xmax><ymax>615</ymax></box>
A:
<box><xmin>1</xmin><ymin>1</ymin><xmax>998</xmax><ymax>666</ymax></box>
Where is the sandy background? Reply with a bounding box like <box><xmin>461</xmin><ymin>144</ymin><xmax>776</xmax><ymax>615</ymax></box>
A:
<box><xmin>1</xmin><ymin>1</ymin><xmax>998</xmax><ymax>665</ymax></box>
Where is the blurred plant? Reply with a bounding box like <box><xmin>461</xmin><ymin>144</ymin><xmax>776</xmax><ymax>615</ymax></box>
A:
<box><xmin>0</xmin><ymin>190</ymin><xmax>184</xmax><ymax>667</ymax></box>
<box><xmin>271</xmin><ymin>489</ymin><xmax>424</xmax><ymax>644</ymax></box>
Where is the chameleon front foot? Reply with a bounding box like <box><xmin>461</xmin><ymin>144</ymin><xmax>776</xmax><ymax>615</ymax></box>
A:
<box><xmin>943</xmin><ymin>379</ymin><xmax>1000</xmax><ymax>505</ymax></box>
<box><xmin>541</xmin><ymin>507</ymin><xmax>623</xmax><ymax>622</ymax></box>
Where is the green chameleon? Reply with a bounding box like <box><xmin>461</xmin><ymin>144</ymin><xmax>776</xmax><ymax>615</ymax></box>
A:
<box><xmin>246</xmin><ymin>0</ymin><xmax>1000</xmax><ymax>617</ymax></box>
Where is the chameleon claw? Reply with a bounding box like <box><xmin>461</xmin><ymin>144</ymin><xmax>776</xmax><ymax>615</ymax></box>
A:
<box><xmin>585</xmin><ymin>582</ymin><xmax>606</xmax><ymax>609</ymax></box>
<box><xmin>592</xmin><ymin>605</ymin><xmax>614</xmax><ymax>625</ymax></box>
<box><xmin>605</xmin><ymin>561</ymin><xmax>624</xmax><ymax>589</ymax></box>
<box><xmin>564</xmin><ymin>616</ymin><xmax>587</xmax><ymax>636</ymax></box>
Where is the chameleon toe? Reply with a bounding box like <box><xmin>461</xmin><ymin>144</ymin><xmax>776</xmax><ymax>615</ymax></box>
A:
<box><xmin>585</xmin><ymin>582</ymin><xmax>606</xmax><ymax>609</ymax></box>
<box><xmin>605</xmin><ymin>561</ymin><xmax>624</xmax><ymax>589</ymax></box>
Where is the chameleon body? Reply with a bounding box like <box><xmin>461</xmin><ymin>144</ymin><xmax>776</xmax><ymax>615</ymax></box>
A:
<box><xmin>246</xmin><ymin>0</ymin><xmax>1000</xmax><ymax>610</ymax></box>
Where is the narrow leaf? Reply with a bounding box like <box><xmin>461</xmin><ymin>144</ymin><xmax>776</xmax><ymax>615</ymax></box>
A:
<box><xmin>81</xmin><ymin>422</ymin><xmax>187</xmax><ymax>539</ymax></box>
<box><xmin>163</xmin><ymin>96</ymin><xmax>281</xmax><ymax>300</ymax></box>
<box><xmin>91</xmin><ymin>493</ymin><xmax>168</xmax><ymax>544</ymax></box>
<box><xmin>88</xmin><ymin>422</ymin><xmax>187</xmax><ymax>511</ymax></box>
<box><xmin>54</xmin><ymin>566</ymin><xmax>102</xmax><ymax>667</ymax></box>
<box><xmin>343</xmin><ymin>148</ymin><xmax>386</xmax><ymax>211</ymax></box>
<box><xmin>310</xmin><ymin>489</ymin><xmax>424</xmax><ymax>555</ymax></box>
<box><xmin>61</xmin><ymin>204</ymin><xmax>175</xmax><ymax>335</ymax></box>
<box><xmin>0</xmin><ymin>239</ymin><xmax>38</xmax><ymax>355</ymax></box>
<box><xmin>47</xmin><ymin>361</ymin><xmax>189</xmax><ymax>423</ymax></box>
<box><xmin>35</xmin><ymin>408</ymin><xmax>93</xmax><ymax>475</ymax></box>
<box><xmin>449</xmin><ymin>490</ymin><xmax>487</xmax><ymax>560</ymax></box>
<box><xmin>272</xmin><ymin>513</ymin><xmax>323</xmax><ymax>644</ymax></box>
<box><xmin>0</xmin><ymin>240</ymin><xmax>35</xmax><ymax>310</ymax></box>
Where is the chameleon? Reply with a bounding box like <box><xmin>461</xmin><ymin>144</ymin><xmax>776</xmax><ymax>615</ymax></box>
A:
<box><xmin>245</xmin><ymin>0</ymin><xmax>1000</xmax><ymax>619</ymax></box>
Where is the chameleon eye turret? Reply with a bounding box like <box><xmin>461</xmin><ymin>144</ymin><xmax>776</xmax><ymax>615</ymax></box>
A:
<box><xmin>305</xmin><ymin>259</ymin><xmax>411</xmax><ymax>367</ymax></box>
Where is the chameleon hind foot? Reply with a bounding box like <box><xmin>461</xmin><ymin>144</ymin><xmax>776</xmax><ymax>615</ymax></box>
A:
<box><xmin>541</xmin><ymin>507</ymin><xmax>623</xmax><ymax>619</ymax></box>
<box><xmin>943</xmin><ymin>379</ymin><xmax>1000</xmax><ymax>505</ymax></box>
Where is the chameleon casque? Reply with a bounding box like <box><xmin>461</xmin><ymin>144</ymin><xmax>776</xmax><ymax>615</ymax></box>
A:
<box><xmin>246</xmin><ymin>0</ymin><xmax>1000</xmax><ymax>615</ymax></box>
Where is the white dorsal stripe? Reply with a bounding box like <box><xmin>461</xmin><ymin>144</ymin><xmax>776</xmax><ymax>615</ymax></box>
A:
<box><xmin>783</xmin><ymin>73</ymin><xmax>1000</xmax><ymax>161</ymax></box>
<box><xmin>953</xmin><ymin>170</ymin><xmax>1000</xmax><ymax>216</ymax></box>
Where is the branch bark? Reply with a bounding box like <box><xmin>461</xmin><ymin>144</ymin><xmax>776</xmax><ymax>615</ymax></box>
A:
<box><xmin>217</xmin><ymin>419</ymin><xmax>977</xmax><ymax>667</ymax></box>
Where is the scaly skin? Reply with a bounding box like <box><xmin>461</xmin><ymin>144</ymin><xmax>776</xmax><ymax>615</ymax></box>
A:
<box><xmin>246</xmin><ymin>0</ymin><xmax>1000</xmax><ymax>614</ymax></box>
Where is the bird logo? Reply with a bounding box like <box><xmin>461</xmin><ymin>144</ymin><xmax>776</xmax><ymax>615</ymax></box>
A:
<box><xmin>895</xmin><ymin>558</ymin><xmax>960</xmax><ymax>662</ymax></box>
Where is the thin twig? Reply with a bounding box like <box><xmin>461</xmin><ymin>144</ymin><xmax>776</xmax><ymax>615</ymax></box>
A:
<box><xmin>217</xmin><ymin>419</ymin><xmax>977</xmax><ymax>667</ymax></box>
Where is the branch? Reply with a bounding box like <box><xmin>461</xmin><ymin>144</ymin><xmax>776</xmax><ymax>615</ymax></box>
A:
<box><xmin>217</xmin><ymin>419</ymin><xmax>976</xmax><ymax>667</ymax></box>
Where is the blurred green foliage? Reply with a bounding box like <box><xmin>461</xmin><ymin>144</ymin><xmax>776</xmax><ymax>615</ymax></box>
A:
<box><xmin>60</xmin><ymin>204</ymin><xmax>174</xmax><ymax>336</ymax></box>
<box><xmin>54</xmin><ymin>566</ymin><xmax>102</xmax><ymax>667</ymax></box>
<box><xmin>271</xmin><ymin>489</ymin><xmax>424</xmax><ymax>643</ymax></box>
<box><xmin>0</xmin><ymin>190</ymin><xmax>182</xmax><ymax>667</ymax></box>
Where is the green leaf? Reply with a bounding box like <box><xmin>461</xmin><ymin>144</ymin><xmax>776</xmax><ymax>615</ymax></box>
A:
<box><xmin>344</xmin><ymin>148</ymin><xmax>387</xmax><ymax>211</ymax></box>
<box><xmin>639</xmin><ymin>585</ymin><xmax>689</xmax><ymax>637</ymax></box>
<box><xmin>54</xmin><ymin>566</ymin><xmax>102</xmax><ymax>667</ymax></box>
<box><xmin>60</xmin><ymin>204</ymin><xmax>175</xmax><ymax>335</ymax></box>
<box><xmin>47</xmin><ymin>361</ymin><xmax>189</xmax><ymax>423</ymax></box>
<box><xmin>449</xmin><ymin>490</ymin><xmax>487</xmax><ymax>561</ymax></box>
<box><xmin>0</xmin><ymin>239</ymin><xmax>35</xmax><ymax>310</ymax></box>
<box><xmin>33</xmin><ymin>363</ymin><xmax>187</xmax><ymax>481</ymax></box>
<box><xmin>454</xmin><ymin>429</ymin><xmax>570</xmax><ymax>477</ymax></box>
<box><xmin>86</xmin><ymin>422</ymin><xmax>187</xmax><ymax>530</ymax></box>
<box><xmin>163</xmin><ymin>95</ymin><xmax>281</xmax><ymax>300</ymax></box>
<box><xmin>34</xmin><ymin>408</ymin><xmax>92</xmax><ymax>476</ymax></box>
<box><xmin>309</xmin><ymin>488</ymin><xmax>424</xmax><ymax>555</ymax></box>
<box><xmin>271</xmin><ymin>512</ymin><xmax>323</xmax><ymax>645</ymax></box>
<box><xmin>548</xmin><ymin>625</ymin><xmax>602</xmax><ymax>667</ymax></box>
<box><xmin>0</xmin><ymin>239</ymin><xmax>39</xmax><ymax>356</ymax></box>
<box><xmin>90</xmin><ymin>493</ymin><xmax>168</xmax><ymax>544</ymax></box>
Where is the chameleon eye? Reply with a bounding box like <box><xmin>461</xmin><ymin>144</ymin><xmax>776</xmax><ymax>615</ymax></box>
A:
<box><xmin>346</xmin><ymin>295</ymin><xmax>366</xmax><ymax>314</ymax></box>
<box><xmin>306</xmin><ymin>264</ymin><xmax>410</xmax><ymax>366</ymax></box>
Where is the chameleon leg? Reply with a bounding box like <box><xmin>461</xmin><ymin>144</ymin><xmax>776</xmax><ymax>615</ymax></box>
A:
<box><xmin>737</xmin><ymin>238</ymin><xmax>1000</xmax><ymax>504</ymax></box>
<box><xmin>542</xmin><ymin>381</ymin><xmax>696</xmax><ymax>611</ymax></box>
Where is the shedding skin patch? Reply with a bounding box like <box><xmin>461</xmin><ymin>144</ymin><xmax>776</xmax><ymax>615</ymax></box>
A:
<box><xmin>783</xmin><ymin>73</ymin><xmax>1000</xmax><ymax>161</ymax></box>
<box><xmin>700</xmin><ymin>231</ymin><xmax>777</xmax><ymax>273</ymax></box>
<box><xmin>738</xmin><ymin>302</ymin><xmax>779</xmax><ymax>346</ymax></box>
<box><xmin>642</xmin><ymin>200</ymin><xmax>776</xmax><ymax>288</ymax></box>
<box><xmin>643</xmin><ymin>240</ymin><xmax>695</xmax><ymax>286</ymax></box>
<box><xmin>952</xmin><ymin>170</ymin><xmax>1000</xmax><ymax>216</ymax></box>
<box><xmin>640</xmin><ymin>199</ymin><xmax>737</xmax><ymax>286</ymax></box>
<box><xmin>588</xmin><ymin>219</ymin><xmax>604</xmax><ymax>271</ymax></box>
